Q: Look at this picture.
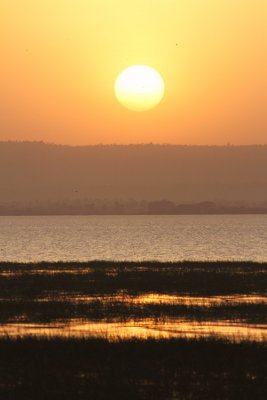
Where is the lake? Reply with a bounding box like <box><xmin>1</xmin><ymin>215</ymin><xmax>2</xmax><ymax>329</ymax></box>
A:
<box><xmin>1</xmin><ymin>215</ymin><xmax>267</xmax><ymax>262</ymax></box>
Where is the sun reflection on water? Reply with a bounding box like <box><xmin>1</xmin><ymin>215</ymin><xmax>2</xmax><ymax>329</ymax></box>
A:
<box><xmin>1</xmin><ymin>319</ymin><xmax>266</xmax><ymax>342</ymax></box>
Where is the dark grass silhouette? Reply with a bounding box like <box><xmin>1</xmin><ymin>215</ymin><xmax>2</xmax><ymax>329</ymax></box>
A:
<box><xmin>1</xmin><ymin>298</ymin><xmax>266</xmax><ymax>324</ymax></box>
<box><xmin>0</xmin><ymin>337</ymin><xmax>266</xmax><ymax>400</ymax></box>
<box><xmin>0</xmin><ymin>261</ymin><xmax>266</xmax><ymax>324</ymax></box>
<box><xmin>1</xmin><ymin>262</ymin><xmax>266</xmax><ymax>399</ymax></box>
<box><xmin>1</xmin><ymin>261</ymin><xmax>266</xmax><ymax>297</ymax></box>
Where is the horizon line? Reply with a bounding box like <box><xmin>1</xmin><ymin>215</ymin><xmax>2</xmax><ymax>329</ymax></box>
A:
<box><xmin>1</xmin><ymin>140</ymin><xmax>267</xmax><ymax>148</ymax></box>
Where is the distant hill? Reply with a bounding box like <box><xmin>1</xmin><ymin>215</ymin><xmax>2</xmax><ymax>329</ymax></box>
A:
<box><xmin>1</xmin><ymin>142</ymin><xmax>267</xmax><ymax>214</ymax></box>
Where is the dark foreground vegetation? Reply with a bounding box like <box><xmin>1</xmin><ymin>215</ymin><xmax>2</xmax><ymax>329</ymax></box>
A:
<box><xmin>0</xmin><ymin>261</ymin><xmax>266</xmax><ymax>324</ymax></box>
<box><xmin>0</xmin><ymin>262</ymin><xmax>266</xmax><ymax>399</ymax></box>
<box><xmin>0</xmin><ymin>337</ymin><xmax>266</xmax><ymax>400</ymax></box>
<box><xmin>1</xmin><ymin>261</ymin><xmax>266</xmax><ymax>298</ymax></box>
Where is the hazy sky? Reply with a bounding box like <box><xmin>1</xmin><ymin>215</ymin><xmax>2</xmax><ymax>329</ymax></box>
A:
<box><xmin>1</xmin><ymin>1</ymin><xmax>267</xmax><ymax>145</ymax></box>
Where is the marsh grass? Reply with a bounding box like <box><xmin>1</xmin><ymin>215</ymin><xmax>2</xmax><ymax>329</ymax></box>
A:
<box><xmin>0</xmin><ymin>261</ymin><xmax>266</xmax><ymax>328</ymax></box>
<box><xmin>1</xmin><ymin>298</ymin><xmax>266</xmax><ymax>324</ymax></box>
<box><xmin>1</xmin><ymin>261</ymin><xmax>266</xmax><ymax>297</ymax></box>
<box><xmin>0</xmin><ymin>262</ymin><xmax>266</xmax><ymax>398</ymax></box>
<box><xmin>0</xmin><ymin>336</ymin><xmax>266</xmax><ymax>400</ymax></box>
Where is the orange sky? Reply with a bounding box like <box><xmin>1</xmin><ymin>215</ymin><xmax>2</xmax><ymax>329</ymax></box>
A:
<box><xmin>1</xmin><ymin>1</ymin><xmax>267</xmax><ymax>145</ymax></box>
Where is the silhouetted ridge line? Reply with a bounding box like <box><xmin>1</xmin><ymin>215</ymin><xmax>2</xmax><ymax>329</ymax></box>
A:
<box><xmin>1</xmin><ymin>141</ymin><xmax>267</xmax><ymax>210</ymax></box>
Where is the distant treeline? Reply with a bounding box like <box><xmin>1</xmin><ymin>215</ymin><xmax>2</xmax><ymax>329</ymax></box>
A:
<box><xmin>1</xmin><ymin>199</ymin><xmax>267</xmax><ymax>215</ymax></box>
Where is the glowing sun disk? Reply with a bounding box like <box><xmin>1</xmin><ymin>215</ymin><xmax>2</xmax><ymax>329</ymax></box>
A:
<box><xmin>115</xmin><ymin>65</ymin><xmax>165</xmax><ymax>112</ymax></box>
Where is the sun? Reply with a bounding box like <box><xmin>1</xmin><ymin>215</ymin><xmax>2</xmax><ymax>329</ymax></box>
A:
<box><xmin>114</xmin><ymin>65</ymin><xmax>165</xmax><ymax>112</ymax></box>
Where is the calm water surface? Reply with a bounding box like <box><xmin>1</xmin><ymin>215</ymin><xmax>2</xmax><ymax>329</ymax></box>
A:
<box><xmin>1</xmin><ymin>215</ymin><xmax>267</xmax><ymax>262</ymax></box>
